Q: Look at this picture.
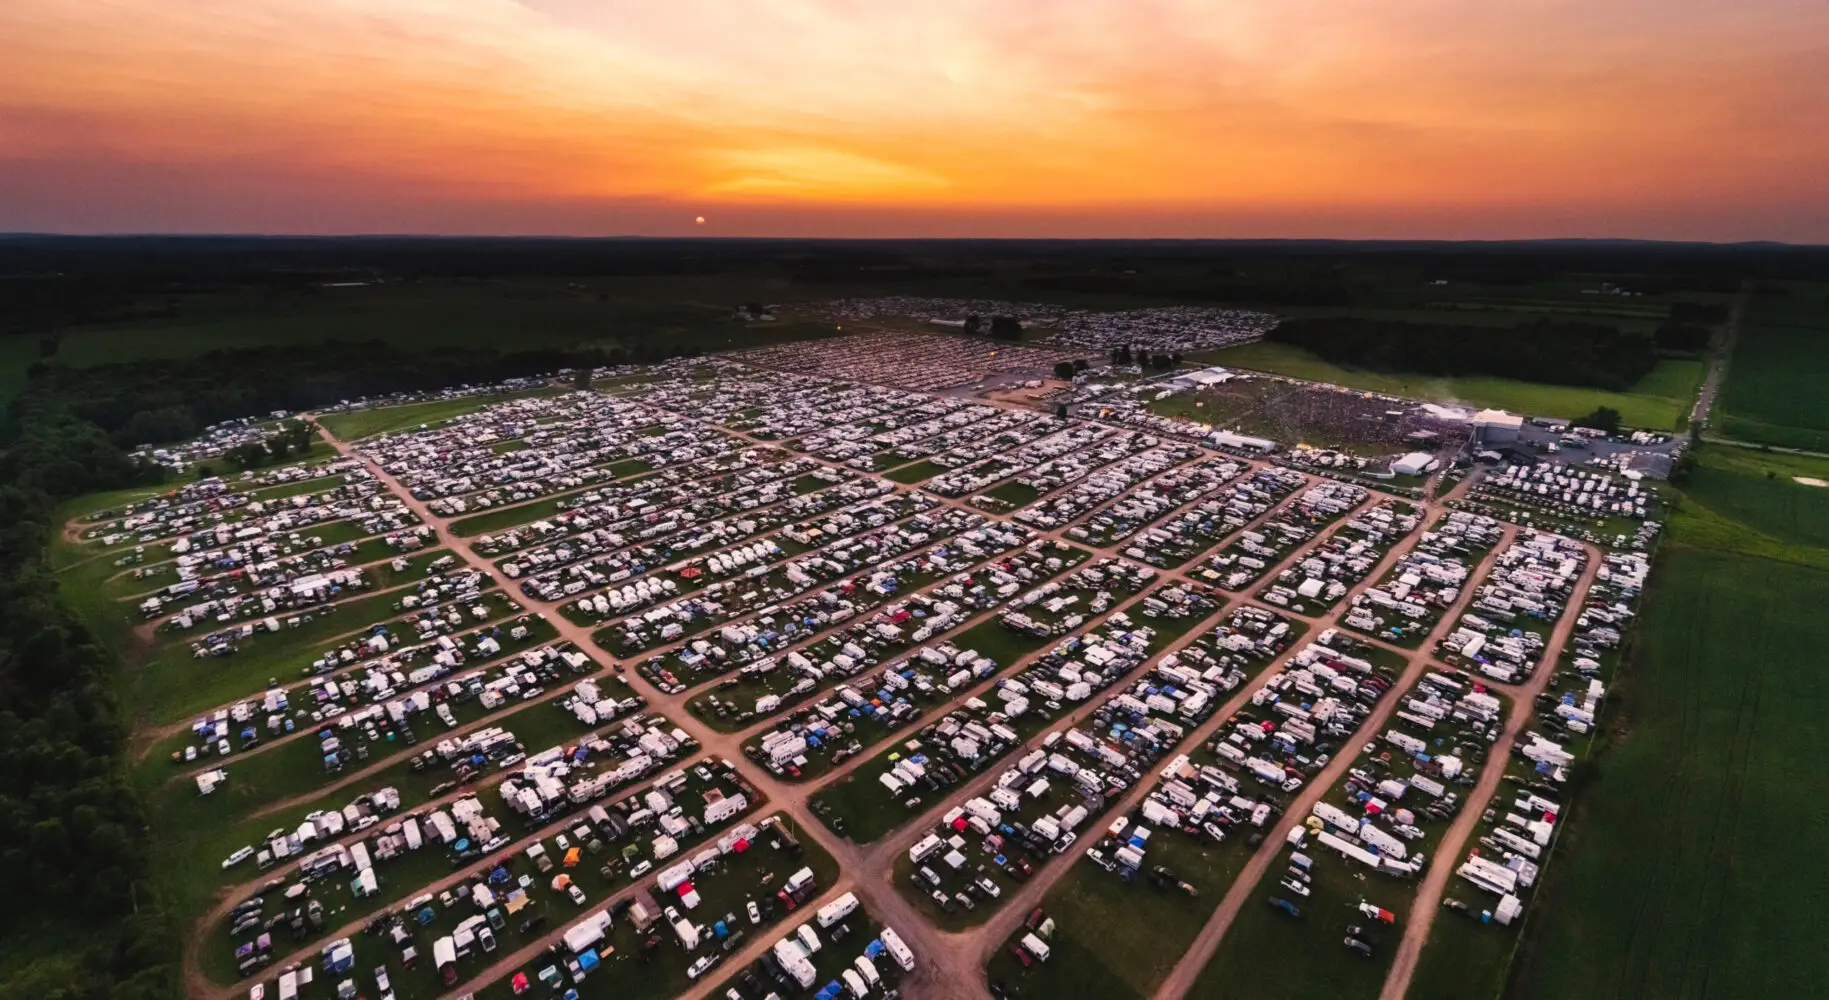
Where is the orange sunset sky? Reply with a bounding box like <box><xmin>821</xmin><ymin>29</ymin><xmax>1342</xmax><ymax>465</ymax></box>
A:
<box><xmin>4</xmin><ymin>0</ymin><xmax>1827</xmax><ymax>240</ymax></box>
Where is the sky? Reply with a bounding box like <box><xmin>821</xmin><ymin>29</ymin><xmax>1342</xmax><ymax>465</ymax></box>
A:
<box><xmin>3</xmin><ymin>0</ymin><xmax>1827</xmax><ymax>241</ymax></box>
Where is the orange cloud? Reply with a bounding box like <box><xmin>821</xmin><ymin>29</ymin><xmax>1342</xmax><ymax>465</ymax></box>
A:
<box><xmin>1</xmin><ymin>0</ymin><xmax>1825</xmax><ymax>237</ymax></box>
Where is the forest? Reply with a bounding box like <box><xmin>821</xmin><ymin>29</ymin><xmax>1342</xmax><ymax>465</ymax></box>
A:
<box><xmin>1266</xmin><ymin>316</ymin><xmax>1660</xmax><ymax>390</ymax></box>
<box><xmin>0</xmin><ymin>406</ymin><xmax>174</xmax><ymax>1000</ymax></box>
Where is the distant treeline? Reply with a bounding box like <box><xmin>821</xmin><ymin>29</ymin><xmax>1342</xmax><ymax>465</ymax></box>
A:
<box><xmin>24</xmin><ymin>338</ymin><xmax>691</xmax><ymax>453</ymax></box>
<box><xmin>5</xmin><ymin>235</ymin><xmax>1827</xmax><ymax>336</ymax></box>
<box><xmin>0</xmin><ymin>413</ymin><xmax>176</xmax><ymax>1000</ymax></box>
<box><xmin>1267</xmin><ymin>317</ymin><xmax>1658</xmax><ymax>391</ymax></box>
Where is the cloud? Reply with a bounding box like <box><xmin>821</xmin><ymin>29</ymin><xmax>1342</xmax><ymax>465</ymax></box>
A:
<box><xmin>0</xmin><ymin>0</ymin><xmax>1824</xmax><ymax>236</ymax></box>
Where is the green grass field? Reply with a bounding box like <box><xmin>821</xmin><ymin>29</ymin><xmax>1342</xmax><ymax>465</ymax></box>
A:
<box><xmin>0</xmin><ymin>334</ymin><xmax>44</xmax><ymax>407</ymax></box>
<box><xmin>1504</xmin><ymin>548</ymin><xmax>1829</xmax><ymax>1000</ymax></box>
<box><xmin>1717</xmin><ymin>286</ymin><xmax>1829</xmax><ymax>451</ymax></box>
<box><xmin>1196</xmin><ymin>341</ymin><xmax>1703</xmax><ymax>430</ymax></box>
<box><xmin>317</xmin><ymin>388</ymin><xmax>561</xmax><ymax>440</ymax></box>
<box><xmin>983</xmin><ymin>807</ymin><xmax>1260</xmax><ymax>1000</ymax></box>
<box><xmin>886</xmin><ymin>459</ymin><xmax>948</xmax><ymax>484</ymax></box>
<box><xmin>1680</xmin><ymin>448</ymin><xmax>1829</xmax><ymax>550</ymax></box>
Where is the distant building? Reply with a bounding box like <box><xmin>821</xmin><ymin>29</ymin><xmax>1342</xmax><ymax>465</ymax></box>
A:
<box><xmin>1471</xmin><ymin>409</ymin><xmax>1525</xmax><ymax>444</ymax></box>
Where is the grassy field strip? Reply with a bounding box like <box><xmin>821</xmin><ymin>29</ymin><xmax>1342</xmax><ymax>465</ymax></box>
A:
<box><xmin>1716</xmin><ymin>287</ymin><xmax>1829</xmax><ymax>450</ymax></box>
<box><xmin>231</xmin><ymin>754</ymin><xmax>767</xmax><ymax>996</ymax></box>
<box><xmin>133</xmin><ymin>577</ymin><xmax>513</xmax><ymax>728</ymax></box>
<box><xmin>1489</xmin><ymin>541</ymin><xmax>1829</xmax><ymax>1000</ymax></box>
<box><xmin>315</xmin><ymin>387</ymin><xmax>563</xmax><ymax>441</ymax></box>
<box><xmin>1197</xmin><ymin>341</ymin><xmax>1703</xmax><ymax>431</ymax></box>
<box><xmin>1158</xmin><ymin>526</ymin><xmax>1519</xmax><ymax>1000</ymax></box>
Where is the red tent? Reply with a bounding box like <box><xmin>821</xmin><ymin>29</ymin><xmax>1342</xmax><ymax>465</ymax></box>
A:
<box><xmin>732</xmin><ymin>838</ymin><xmax>749</xmax><ymax>853</ymax></box>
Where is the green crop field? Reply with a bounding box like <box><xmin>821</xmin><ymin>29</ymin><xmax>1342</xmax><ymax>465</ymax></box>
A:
<box><xmin>1680</xmin><ymin>448</ymin><xmax>1829</xmax><ymax>550</ymax></box>
<box><xmin>1717</xmin><ymin>286</ymin><xmax>1829</xmax><ymax>451</ymax></box>
<box><xmin>1196</xmin><ymin>341</ymin><xmax>1703</xmax><ymax>430</ymax></box>
<box><xmin>1408</xmin><ymin>438</ymin><xmax>1829</xmax><ymax>1000</ymax></box>
<box><xmin>317</xmin><ymin>388</ymin><xmax>562</xmax><ymax>440</ymax></box>
<box><xmin>1504</xmin><ymin>548</ymin><xmax>1829</xmax><ymax>1000</ymax></box>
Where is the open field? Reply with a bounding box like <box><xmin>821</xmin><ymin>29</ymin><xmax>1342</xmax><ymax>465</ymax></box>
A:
<box><xmin>1716</xmin><ymin>285</ymin><xmax>1829</xmax><ymax>451</ymax></box>
<box><xmin>1680</xmin><ymin>448</ymin><xmax>1829</xmax><ymax>550</ymax></box>
<box><xmin>1501</xmin><ymin>548</ymin><xmax>1829</xmax><ymax>1000</ymax></box>
<box><xmin>317</xmin><ymin>389</ymin><xmax>560</xmax><ymax>440</ymax></box>
<box><xmin>1195</xmin><ymin>341</ymin><xmax>1703</xmax><ymax>430</ymax></box>
<box><xmin>984</xmin><ymin>830</ymin><xmax>1255</xmax><ymax>1000</ymax></box>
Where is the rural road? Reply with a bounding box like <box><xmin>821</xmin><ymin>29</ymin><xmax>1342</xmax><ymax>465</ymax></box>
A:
<box><xmin>1146</xmin><ymin>516</ymin><xmax>1515</xmax><ymax>1000</ymax></box>
<box><xmin>1373</xmin><ymin>541</ymin><xmax>1601</xmax><ymax>1000</ymax></box>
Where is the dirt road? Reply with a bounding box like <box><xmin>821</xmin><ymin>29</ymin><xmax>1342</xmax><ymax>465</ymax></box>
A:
<box><xmin>176</xmin><ymin>396</ymin><xmax>1520</xmax><ymax>1000</ymax></box>
<box><xmin>1374</xmin><ymin>543</ymin><xmax>1602</xmax><ymax>1000</ymax></box>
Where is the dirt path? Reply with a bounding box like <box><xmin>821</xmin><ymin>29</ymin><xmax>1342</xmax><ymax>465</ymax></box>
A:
<box><xmin>180</xmin><ymin>400</ymin><xmax>1493</xmax><ymax>1000</ymax></box>
<box><xmin>1374</xmin><ymin>543</ymin><xmax>1602</xmax><ymax>1000</ymax></box>
<box><xmin>1147</xmin><ymin>521</ymin><xmax>1517</xmax><ymax>1000</ymax></box>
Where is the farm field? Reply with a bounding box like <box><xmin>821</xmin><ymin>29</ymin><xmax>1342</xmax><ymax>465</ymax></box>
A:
<box><xmin>1679</xmin><ymin>448</ymin><xmax>1829</xmax><ymax>550</ymax></box>
<box><xmin>1716</xmin><ymin>285</ymin><xmax>1829</xmax><ymax>451</ymax></box>
<box><xmin>1196</xmin><ymin>341</ymin><xmax>1703</xmax><ymax>430</ymax></box>
<box><xmin>317</xmin><ymin>389</ymin><xmax>560</xmax><ymax>440</ymax></box>
<box><xmin>1497</xmin><ymin>548</ymin><xmax>1829</xmax><ymax>1000</ymax></box>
